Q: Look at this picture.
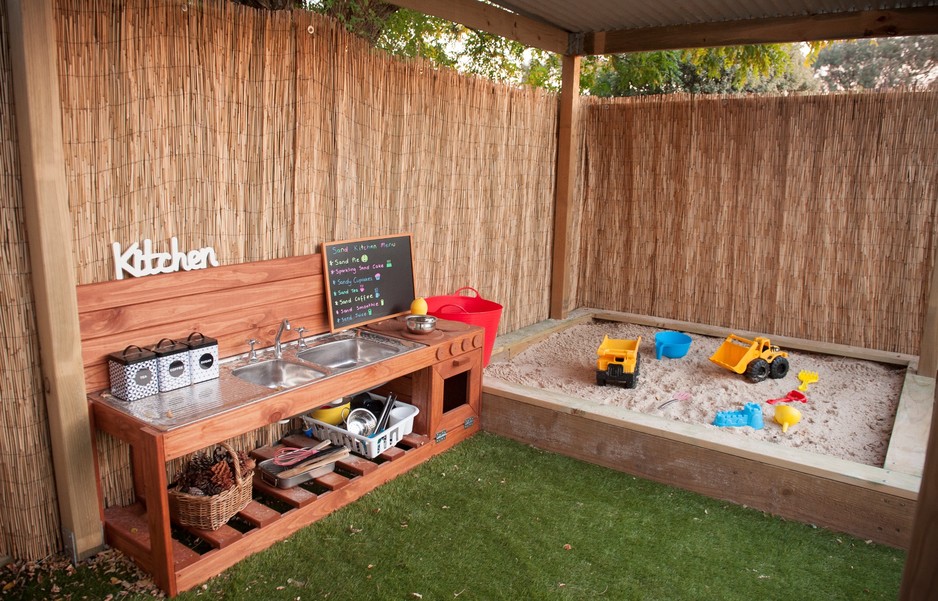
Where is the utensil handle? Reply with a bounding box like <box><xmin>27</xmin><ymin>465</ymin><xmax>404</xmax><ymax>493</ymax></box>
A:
<box><xmin>375</xmin><ymin>393</ymin><xmax>396</xmax><ymax>433</ymax></box>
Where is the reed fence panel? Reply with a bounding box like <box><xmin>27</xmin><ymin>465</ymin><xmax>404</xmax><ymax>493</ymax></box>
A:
<box><xmin>577</xmin><ymin>92</ymin><xmax>938</xmax><ymax>355</ymax></box>
<box><xmin>7</xmin><ymin>0</ymin><xmax>933</xmax><ymax>561</ymax></box>
<box><xmin>44</xmin><ymin>0</ymin><xmax>558</xmax><ymax>541</ymax></box>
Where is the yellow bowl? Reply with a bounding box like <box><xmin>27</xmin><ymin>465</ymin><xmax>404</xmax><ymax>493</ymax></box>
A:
<box><xmin>310</xmin><ymin>402</ymin><xmax>350</xmax><ymax>425</ymax></box>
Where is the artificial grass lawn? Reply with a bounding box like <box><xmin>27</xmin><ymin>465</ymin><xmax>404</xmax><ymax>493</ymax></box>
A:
<box><xmin>5</xmin><ymin>433</ymin><xmax>905</xmax><ymax>600</ymax></box>
<box><xmin>191</xmin><ymin>433</ymin><xmax>902</xmax><ymax>601</ymax></box>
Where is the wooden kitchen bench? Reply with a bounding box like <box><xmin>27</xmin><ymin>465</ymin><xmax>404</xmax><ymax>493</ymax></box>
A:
<box><xmin>78</xmin><ymin>254</ymin><xmax>484</xmax><ymax>596</ymax></box>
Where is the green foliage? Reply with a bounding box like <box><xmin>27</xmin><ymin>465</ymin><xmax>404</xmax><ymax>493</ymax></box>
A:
<box><xmin>375</xmin><ymin>8</ymin><xmax>551</xmax><ymax>86</ymax></box>
<box><xmin>813</xmin><ymin>35</ymin><xmax>938</xmax><ymax>91</ymax></box>
<box><xmin>589</xmin><ymin>45</ymin><xmax>817</xmax><ymax>97</ymax></box>
<box><xmin>303</xmin><ymin>0</ymin><xmax>400</xmax><ymax>42</ymax></box>
<box><xmin>299</xmin><ymin>2</ymin><xmax>817</xmax><ymax>96</ymax></box>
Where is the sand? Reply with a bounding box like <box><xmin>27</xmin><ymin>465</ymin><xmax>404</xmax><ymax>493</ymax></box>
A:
<box><xmin>484</xmin><ymin>320</ymin><xmax>906</xmax><ymax>467</ymax></box>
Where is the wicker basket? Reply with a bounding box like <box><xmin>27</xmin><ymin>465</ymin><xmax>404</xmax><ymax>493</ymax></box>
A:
<box><xmin>168</xmin><ymin>443</ymin><xmax>253</xmax><ymax>531</ymax></box>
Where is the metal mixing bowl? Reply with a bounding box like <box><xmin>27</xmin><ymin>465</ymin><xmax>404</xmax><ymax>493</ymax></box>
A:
<box><xmin>405</xmin><ymin>315</ymin><xmax>437</xmax><ymax>334</ymax></box>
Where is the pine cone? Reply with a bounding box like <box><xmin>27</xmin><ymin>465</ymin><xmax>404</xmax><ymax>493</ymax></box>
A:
<box><xmin>210</xmin><ymin>460</ymin><xmax>234</xmax><ymax>492</ymax></box>
<box><xmin>235</xmin><ymin>450</ymin><xmax>256</xmax><ymax>475</ymax></box>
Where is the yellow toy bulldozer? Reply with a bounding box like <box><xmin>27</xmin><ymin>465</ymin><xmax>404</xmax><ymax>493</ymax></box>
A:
<box><xmin>709</xmin><ymin>334</ymin><xmax>789</xmax><ymax>383</ymax></box>
<box><xmin>596</xmin><ymin>335</ymin><xmax>641</xmax><ymax>388</ymax></box>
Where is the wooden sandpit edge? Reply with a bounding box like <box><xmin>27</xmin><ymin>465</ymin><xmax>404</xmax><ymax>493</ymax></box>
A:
<box><xmin>481</xmin><ymin>309</ymin><xmax>929</xmax><ymax>549</ymax></box>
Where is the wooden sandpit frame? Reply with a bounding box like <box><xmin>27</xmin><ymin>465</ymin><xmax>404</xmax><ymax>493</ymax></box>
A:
<box><xmin>481</xmin><ymin>309</ymin><xmax>933</xmax><ymax>549</ymax></box>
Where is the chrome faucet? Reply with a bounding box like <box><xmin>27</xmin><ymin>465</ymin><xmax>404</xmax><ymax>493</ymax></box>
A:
<box><xmin>274</xmin><ymin>318</ymin><xmax>291</xmax><ymax>359</ymax></box>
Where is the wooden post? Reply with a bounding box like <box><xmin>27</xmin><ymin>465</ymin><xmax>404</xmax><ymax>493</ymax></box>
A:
<box><xmin>549</xmin><ymin>54</ymin><xmax>580</xmax><ymax>319</ymax></box>
<box><xmin>7</xmin><ymin>0</ymin><xmax>104</xmax><ymax>560</ymax></box>
<box><xmin>899</xmin><ymin>381</ymin><xmax>938</xmax><ymax>598</ymax></box>
<box><xmin>918</xmin><ymin>248</ymin><xmax>938</xmax><ymax>377</ymax></box>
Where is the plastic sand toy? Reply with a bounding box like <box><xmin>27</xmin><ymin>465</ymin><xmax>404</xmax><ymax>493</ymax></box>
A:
<box><xmin>767</xmin><ymin>390</ymin><xmax>807</xmax><ymax>405</ymax></box>
<box><xmin>797</xmin><ymin>370</ymin><xmax>819</xmax><ymax>392</ymax></box>
<box><xmin>654</xmin><ymin>331</ymin><xmax>692</xmax><ymax>360</ymax></box>
<box><xmin>658</xmin><ymin>391</ymin><xmax>692</xmax><ymax>410</ymax></box>
<box><xmin>774</xmin><ymin>405</ymin><xmax>802</xmax><ymax>433</ymax></box>
<box><xmin>596</xmin><ymin>335</ymin><xmax>641</xmax><ymax>388</ymax></box>
<box><xmin>709</xmin><ymin>334</ymin><xmax>789</xmax><ymax>383</ymax></box>
<box><xmin>713</xmin><ymin>403</ymin><xmax>764</xmax><ymax>430</ymax></box>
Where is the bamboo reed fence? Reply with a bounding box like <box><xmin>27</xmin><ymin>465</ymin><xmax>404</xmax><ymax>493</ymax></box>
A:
<box><xmin>2</xmin><ymin>0</ymin><xmax>935</xmax><ymax>561</ymax></box>
<box><xmin>576</xmin><ymin>92</ymin><xmax>938</xmax><ymax>355</ymax></box>
<box><xmin>46</xmin><ymin>0</ymin><xmax>557</xmax><ymax>554</ymax></box>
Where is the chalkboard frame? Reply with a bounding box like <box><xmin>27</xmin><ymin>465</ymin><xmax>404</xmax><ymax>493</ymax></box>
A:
<box><xmin>321</xmin><ymin>234</ymin><xmax>416</xmax><ymax>332</ymax></box>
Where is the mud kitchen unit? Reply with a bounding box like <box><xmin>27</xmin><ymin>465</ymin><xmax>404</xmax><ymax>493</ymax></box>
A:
<box><xmin>78</xmin><ymin>254</ymin><xmax>484</xmax><ymax>596</ymax></box>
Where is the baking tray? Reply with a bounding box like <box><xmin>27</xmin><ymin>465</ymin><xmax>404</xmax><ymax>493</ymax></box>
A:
<box><xmin>257</xmin><ymin>445</ymin><xmax>346</xmax><ymax>489</ymax></box>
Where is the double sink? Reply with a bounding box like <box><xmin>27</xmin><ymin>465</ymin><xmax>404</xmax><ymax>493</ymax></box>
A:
<box><xmin>230</xmin><ymin>329</ymin><xmax>423</xmax><ymax>390</ymax></box>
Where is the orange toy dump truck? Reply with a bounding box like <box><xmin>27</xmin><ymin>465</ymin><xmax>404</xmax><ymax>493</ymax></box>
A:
<box><xmin>596</xmin><ymin>335</ymin><xmax>641</xmax><ymax>388</ymax></box>
<box><xmin>709</xmin><ymin>334</ymin><xmax>789</xmax><ymax>383</ymax></box>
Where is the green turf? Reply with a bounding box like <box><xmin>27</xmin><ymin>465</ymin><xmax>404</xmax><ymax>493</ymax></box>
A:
<box><xmin>3</xmin><ymin>433</ymin><xmax>905</xmax><ymax>600</ymax></box>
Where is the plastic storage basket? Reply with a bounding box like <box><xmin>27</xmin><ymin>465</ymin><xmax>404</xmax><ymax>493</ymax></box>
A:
<box><xmin>304</xmin><ymin>400</ymin><xmax>418</xmax><ymax>459</ymax></box>
<box><xmin>425</xmin><ymin>287</ymin><xmax>502</xmax><ymax>365</ymax></box>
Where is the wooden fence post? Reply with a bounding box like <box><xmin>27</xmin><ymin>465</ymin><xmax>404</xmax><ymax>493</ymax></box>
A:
<box><xmin>7</xmin><ymin>0</ymin><xmax>104</xmax><ymax>561</ymax></box>
<box><xmin>899</xmin><ymin>382</ymin><xmax>938</xmax><ymax>598</ymax></box>
<box><xmin>550</xmin><ymin>54</ymin><xmax>580</xmax><ymax>319</ymax></box>
<box><xmin>918</xmin><ymin>247</ymin><xmax>938</xmax><ymax>378</ymax></box>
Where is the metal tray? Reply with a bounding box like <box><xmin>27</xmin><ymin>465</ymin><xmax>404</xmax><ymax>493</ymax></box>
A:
<box><xmin>257</xmin><ymin>456</ymin><xmax>336</xmax><ymax>489</ymax></box>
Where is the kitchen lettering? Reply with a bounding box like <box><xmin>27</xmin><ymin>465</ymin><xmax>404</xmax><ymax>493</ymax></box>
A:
<box><xmin>112</xmin><ymin>238</ymin><xmax>219</xmax><ymax>280</ymax></box>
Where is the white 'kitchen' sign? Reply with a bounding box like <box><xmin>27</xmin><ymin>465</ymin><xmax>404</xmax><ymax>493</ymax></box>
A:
<box><xmin>112</xmin><ymin>237</ymin><xmax>219</xmax><ymax>280</ymax></box>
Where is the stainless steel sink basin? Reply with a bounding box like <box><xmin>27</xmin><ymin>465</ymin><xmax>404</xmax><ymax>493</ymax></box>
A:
<box><xmin>232</xmin><ymin>359</ymin><xmax>326</xmax><ymax>389</ymax></box>
<box><xmin>297</xmin><ymin>336</ymin><xmax>403</xmax><ymax>370</ymax></box>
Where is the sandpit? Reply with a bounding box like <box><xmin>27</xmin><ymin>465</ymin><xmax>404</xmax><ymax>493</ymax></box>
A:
<box><xmin>484</xmin><ymin>320</ymin><xmax>906</xmax><ymax>467</ymax></box>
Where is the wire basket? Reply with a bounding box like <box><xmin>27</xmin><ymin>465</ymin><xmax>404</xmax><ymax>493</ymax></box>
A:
<box><xmin>168</xmin><ymin>443</ymin><xmax>253</xmax><ymax>531</ymax></box>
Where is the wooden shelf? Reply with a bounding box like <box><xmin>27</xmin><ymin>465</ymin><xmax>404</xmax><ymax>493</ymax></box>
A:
<box><xmin>106</xmin><ymin>434</ymin><xmax>439</xmax><ymax>581</ymax></box>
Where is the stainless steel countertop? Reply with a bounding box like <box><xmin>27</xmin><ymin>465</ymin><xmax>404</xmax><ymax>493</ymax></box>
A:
<box><xmin>90</xmin><ymin>331</ymin><xmax>425</xmax><ymax>432</ymax></box>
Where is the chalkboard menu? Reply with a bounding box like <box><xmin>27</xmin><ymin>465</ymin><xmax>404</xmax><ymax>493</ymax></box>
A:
<box><xmin>322</xmin><ymin>234</ymin><xmax>416</xmax><ymax>331</ymax></box>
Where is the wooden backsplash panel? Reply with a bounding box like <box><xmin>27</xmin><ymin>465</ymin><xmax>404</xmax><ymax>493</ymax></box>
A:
<box><xmin>76</xmin><ymin>254</ymin><xmax>329</xmax><ymax>393</ymax></box>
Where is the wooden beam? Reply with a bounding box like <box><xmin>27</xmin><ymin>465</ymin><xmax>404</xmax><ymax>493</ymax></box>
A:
<box><xmin>899</xmin><ymin>382</ymin><xmax>938</xmax><ymax>598</ymax></box>
<box><xmin>919</xmin><ymin>245</ymin><xmax>938</xmax><ymax>378</ymax></box>
<box><xmin>382</xmin><ymin>0</ymin><xmax>570</xmax><ymax>55</ymax></box>
<box><xmin>6</xmin><ymin>0</ymin><xmax>104</xmax><ymax>561</ymax></box>
<box><xmin>583</xmin><ymin>7</ymin><xmax>938</xmax><ymax>55</ymax></box>
<box><xmin>549</xmin><ymin>54</ymin><xmax>579</xmax><ymax>319</ymax></box>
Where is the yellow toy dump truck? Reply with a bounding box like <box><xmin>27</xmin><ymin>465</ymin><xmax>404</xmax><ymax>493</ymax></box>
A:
<box><xmin>596</xmin><ymin>335</ymin><xmax>641</xmax><ymax>388</ymax></box>
<box><xmin>709</xmin><ymin>334</ymin><xmax>789</xmax><ymax>383</ymax></box>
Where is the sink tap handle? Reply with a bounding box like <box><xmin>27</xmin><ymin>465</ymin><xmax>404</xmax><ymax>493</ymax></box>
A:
<box><xmin>246</xmin><ymin>338</ymin><xmax>259</xmax><ymax>362</ymax></box>
<box><xmin>295</xmin><ymin>326</ymin><xmax>308</xmax><ymax>349</ymax></box>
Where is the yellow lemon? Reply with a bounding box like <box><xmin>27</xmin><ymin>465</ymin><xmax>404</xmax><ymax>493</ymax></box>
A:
<box><xmin>410</xmin><ymin>297</ymin><xmax>428</xmax><ymax>315</ymax></box>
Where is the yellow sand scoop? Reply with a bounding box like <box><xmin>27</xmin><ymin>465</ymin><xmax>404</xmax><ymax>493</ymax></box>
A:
<box><xmin>797</xmin><ymin>370</ymin><xmax>818</xmax><ymax>392</ymax></box>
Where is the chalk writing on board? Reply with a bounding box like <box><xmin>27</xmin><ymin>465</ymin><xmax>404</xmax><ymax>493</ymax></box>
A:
<box><xmin>322</xmin><ymin>234</ymin><xmax>414</xmax><ymax>331</ymax></box>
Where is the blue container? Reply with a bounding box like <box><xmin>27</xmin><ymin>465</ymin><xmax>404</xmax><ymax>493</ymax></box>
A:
<box><xmin>655</xmin><ymin>331</ymin><xmax>692</xmax><ymax>360</ymax></box>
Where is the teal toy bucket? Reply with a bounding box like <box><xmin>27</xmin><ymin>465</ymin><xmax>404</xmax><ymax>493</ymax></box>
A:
<box><xmin>655</xmin><ymin>331</ymin><xmax>692</xmax><ymax>360</ymax></box>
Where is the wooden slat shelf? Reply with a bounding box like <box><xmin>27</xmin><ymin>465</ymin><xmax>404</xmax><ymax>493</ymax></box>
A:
<box><xmin>106</xmin><ymin>438</ymin><xmax>437</xmax><ymax>576</ymax></box>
